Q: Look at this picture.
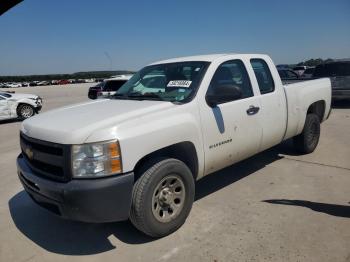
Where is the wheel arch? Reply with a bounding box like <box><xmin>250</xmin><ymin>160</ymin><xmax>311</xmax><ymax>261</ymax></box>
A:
<box><xmin>133</xmin><ymin>141</ymin><xmax>199</xmax><ymax>181</ymax></box>
<box><xmin>307</xmin><ymin>100</ymin><xmax>326</xmax><ymax>122</ymax></box>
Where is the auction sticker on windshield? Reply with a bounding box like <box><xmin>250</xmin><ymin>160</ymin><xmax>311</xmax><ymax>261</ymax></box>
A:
<box><xmin>167</xmin><ymin>80</ymin><xmax>192</xmax><ymax>88</ymax></box>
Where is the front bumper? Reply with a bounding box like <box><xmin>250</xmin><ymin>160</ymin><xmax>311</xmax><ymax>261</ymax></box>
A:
<box><xmin>17</xmin><ymin>154</ymin><xmax>134</xmax><ymax>223</ymax></box>
<box><xmin>34</xmin><ymin>105</ymin><xmax>42</xmax><ymax>113</ymax></box>
<box><xmin>34</xmin><ymin>97</ymin><xmax>43</xmax><ymax>112</ymax></box>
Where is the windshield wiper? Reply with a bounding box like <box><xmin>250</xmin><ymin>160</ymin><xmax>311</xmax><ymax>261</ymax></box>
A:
<box><xmin>127</xmin><ymin>92</ymin><xmax>163</xmax><ymax>101</ymax></box>
<box><xmin>113</xmin><ymin>92</ymin><xmax>164</xmax><ymax>101</ymax></box>
<box><xmin>112</xmin><ymin>93</ymin><xmax>129</xmax><ymax>99</ymax></box>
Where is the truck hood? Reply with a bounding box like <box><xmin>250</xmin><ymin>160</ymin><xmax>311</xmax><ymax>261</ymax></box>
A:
<box><xmin>21</xmin><ymin>99</ymin><xmax>174</xmax><ymax>144</ymax></box>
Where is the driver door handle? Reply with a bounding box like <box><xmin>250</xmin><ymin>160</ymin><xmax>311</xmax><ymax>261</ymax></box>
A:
<box><xmin>246</xmin><ymin>105</ymin><xmax>260</xmax><ymax>115</ymax></box>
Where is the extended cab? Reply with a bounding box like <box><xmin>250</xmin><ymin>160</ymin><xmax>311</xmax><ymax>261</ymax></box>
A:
<box><xmin>17</xmin><ymin>54</ymin><xmax>331</xmax><ymax>237</ymax></box>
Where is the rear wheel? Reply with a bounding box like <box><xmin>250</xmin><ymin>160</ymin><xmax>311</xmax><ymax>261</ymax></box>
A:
<box><xmin>17</xmin><ymin>104</ymin><xmax>35</xmax><ymax>120</ymax></box>
<box><xmin>130</xmin><ymin>158</ymin><xmax>195</xmax><ymax>237</ymax></box>
<box><xmin>293</xmin><ymin>113</ymin><xmax>320</xmax><ymax>154</ymax></box>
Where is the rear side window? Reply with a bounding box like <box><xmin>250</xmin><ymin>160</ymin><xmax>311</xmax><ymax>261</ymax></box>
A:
<box><xmin>251</xmin><ymin>59</ymin><xmax>275</xmax><ymax>94</ymax></box>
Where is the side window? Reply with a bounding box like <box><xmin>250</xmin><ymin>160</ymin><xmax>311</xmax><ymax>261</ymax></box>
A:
<box><xmin>251</xmin><ymin>59</ymin><xmax>275</xmax><ymax>94</ymax></box>
<box><xmin>207</xmin><ymin>60</ymin><xmax>253</xmax><ymax>101</ymax></box>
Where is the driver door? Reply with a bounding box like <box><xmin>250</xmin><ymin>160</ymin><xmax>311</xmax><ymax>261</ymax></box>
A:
<box><xmin>0</xmin><ymin>95</ymin><xmax>10</xmax><ymax>120</ymax></box>
<box><xmin>199</xmin><ymin>60</ymin><xmax>263</xmax><ymax>175</ymax></box>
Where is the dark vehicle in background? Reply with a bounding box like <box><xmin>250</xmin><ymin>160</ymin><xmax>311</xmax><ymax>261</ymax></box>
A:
<box><xmin>276</xmin><ymin>64</ymin><xmax>290</xmax><ymax>70</ymax></box>
<box><xmin>278</xmin><ymin>69</ymin><xmax>300</xmax><ymax>83</ymax></box>
<box><xmin>88</xmin><ymin>75</ymin><xmax>133</xmax><ymax>99</ymax></box>
<box><xmin>293</xmin><ymin>66</ymin><xmax>308</xmax><ymax>76</ymax></box>
<box><xmin>301</xmin><ymin>67</ymin><xmax>315</xmax><ymax>79</ymax></box>
<box><xmin>314</xmin><ymin>61</ymin><xmax>350</xmax><ymax>100</ymax></box>
<box><xmin>88</xmin><ymin>82</ymin><xmax>103</xmax><ymax>99</ymax></box>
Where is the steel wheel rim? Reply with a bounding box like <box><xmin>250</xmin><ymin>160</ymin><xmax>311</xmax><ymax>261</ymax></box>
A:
<box><xmin>151</xmin><ymin>175</ymin><xmax>186</xmax><ymax>223</ymax></box>
<box><xmin>21</xmin><ymin>105</ymin><xmax>33</xmax><ymax>118</ymax></box>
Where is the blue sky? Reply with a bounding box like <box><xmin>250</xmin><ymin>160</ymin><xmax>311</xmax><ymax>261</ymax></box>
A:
<box><xmin>0</xmin><ymin>0</ymin><xmax>349</xmax><ymax>75</ymax></box>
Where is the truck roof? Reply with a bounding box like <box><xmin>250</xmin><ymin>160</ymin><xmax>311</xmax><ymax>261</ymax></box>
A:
<box><xmin>150</xmin><ymin>53</ymin><xmax>267</xmax><ymax>65</ymax></box>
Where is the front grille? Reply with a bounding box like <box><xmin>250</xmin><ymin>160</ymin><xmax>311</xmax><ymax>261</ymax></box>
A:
<box><xmin>20</xmin><ymin>133</ymin><xmax>71</xmax><ymax>182</ymax></box>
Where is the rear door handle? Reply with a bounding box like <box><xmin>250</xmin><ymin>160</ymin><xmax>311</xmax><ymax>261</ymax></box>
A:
<box><xmin>246</xmin><ymin>105</ymin><xmax>260</xmax><ymax>115</ymax></box>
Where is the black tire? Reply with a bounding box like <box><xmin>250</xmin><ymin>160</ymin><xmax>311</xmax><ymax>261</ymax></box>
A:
<box><xmin>293</xmin><ymin>113</ymin><xmax>320</xmax><ymax>154</ymax></box>
<box><xmin>130</xmin><ymin>158</ymin><xmax>195</xmax><ymax>238</ymax></box>
<box><xmin>17</xmin><ymin>104</ymin><xmax>35</xmax><ymax>120</ymax></box>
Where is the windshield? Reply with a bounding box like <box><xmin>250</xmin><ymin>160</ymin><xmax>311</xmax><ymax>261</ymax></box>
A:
<box><xmin>114</xmin><ymin>61</ymin><xmax>209</xmax><ymax>102</ymax></box>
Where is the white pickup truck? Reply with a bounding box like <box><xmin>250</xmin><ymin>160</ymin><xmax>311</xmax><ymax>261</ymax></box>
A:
<box><xmin>17</xmin><ymin>54</ymin><xmax>331</xmax><ymax>237</ymax></box>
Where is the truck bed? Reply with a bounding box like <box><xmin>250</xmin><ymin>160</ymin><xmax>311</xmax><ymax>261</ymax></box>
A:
<box><xmin>282</xmin><ymin>78</ymin><xmax>315</xmax><ymax>85</ymax></box>
<box><xmin>282</xmin><ymin>78</ymin><xmax>332</xmax><ymax>140</ymax></box>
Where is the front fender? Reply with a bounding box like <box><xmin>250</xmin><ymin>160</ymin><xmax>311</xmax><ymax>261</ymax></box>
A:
<box><xmin>121</xmin><ymin>114</ymin><xmax>203</xmax><ymax>174</ymax></box>
<box><xmin>9</xmin><ymin>99</ymin><xmax>38</xmax><ymax>117</ymax></box>
<box><xmin>85</xmin><ymin>102</ymin><xmax>204</xmax><ymax>178</ymax></box>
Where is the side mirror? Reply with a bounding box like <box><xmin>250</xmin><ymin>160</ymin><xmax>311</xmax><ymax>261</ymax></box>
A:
<box><xmin>206</xmin><ymin>84</ymin><xmax>242</xmax><ymax>107</ymax></box>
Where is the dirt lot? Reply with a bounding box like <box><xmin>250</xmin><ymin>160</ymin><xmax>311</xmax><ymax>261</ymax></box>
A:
<box><xmin>0</xmin><ymin>84</ymin><xmax>349</xmax><ymax>262</ymax></box>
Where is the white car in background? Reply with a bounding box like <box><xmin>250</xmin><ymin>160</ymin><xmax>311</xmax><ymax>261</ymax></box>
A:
<box><xmin>88</xmin><ymin>74</ymin><xmax>133</xmax><ymax>99</ymax></box>
<box><xmin>6</xmin><ymin>83</ymin><xmax>22</xmax><ymax>88</ymax></box>
<box><xmin>0</xmin><ymin>92</ymin><xmax>42</xmax><ymax>121</ymax></box>
<box><xmin>37</xmin><ymin>81</ymin><xmax>50</xmax><ymax>86</ymax></box>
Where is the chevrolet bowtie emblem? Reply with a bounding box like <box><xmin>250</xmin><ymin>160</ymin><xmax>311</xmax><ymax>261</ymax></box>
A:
<box><xmin>25</xmin><ymin>147</ymin><xmax>34</xmax><ymax>160</ymax></box>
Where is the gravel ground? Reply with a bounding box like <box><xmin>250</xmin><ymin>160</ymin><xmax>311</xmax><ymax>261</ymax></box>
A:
<box><xmin>0</xmin><ymin>84</ymin><xmax>349</xmax><ymax>262</ymax></box>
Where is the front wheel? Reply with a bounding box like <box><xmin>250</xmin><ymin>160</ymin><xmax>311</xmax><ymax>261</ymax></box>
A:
<box><xmin>293</xmin><ymin>113</ymin><xmax>320</xmax><ymax>154</ymax></box>
<box><xmin>17</xmin><ymin>104</ymin><xmax>35</xmax><ymax>120</ymax></box>
<box><xmin>130</xmin><ymin>158</ymin><xmax>195</xmax><ymax>237</ymax></box>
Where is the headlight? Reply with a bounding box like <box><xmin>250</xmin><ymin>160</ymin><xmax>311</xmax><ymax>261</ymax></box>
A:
<box><xmin>72</xmin><ymin>140</ymin><xmax>122</xmax><ymax>178</ymax></box>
